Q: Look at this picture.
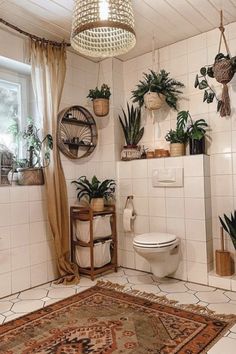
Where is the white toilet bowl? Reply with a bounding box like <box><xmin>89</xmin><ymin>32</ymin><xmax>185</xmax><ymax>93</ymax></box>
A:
<box><xmin>133</xmin><ymin>232</ymin><xmax>180</xmax><ymax>278</ymax></box>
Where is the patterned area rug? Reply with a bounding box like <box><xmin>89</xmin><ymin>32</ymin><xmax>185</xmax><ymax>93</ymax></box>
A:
<box><xmin>0</xmin><ymin>281</ymin><xmax>235</xmax><ymax>354</ymax></box>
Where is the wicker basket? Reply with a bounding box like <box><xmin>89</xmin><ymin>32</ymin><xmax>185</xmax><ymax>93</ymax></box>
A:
<box><xmin>93</xmin><ymin>98</ymin><xmax>109</xmax><ymax>117</ymax></box>
<box><xmin>17</xmin><ymin>167</ymin><xmax>44</xmax><ymax>185</ymax></box>
<box><xmin>91</xmin><ymin>198</ymin><xmax>104</xmax><ymax>212</ymax></box>
<box><xmin>170</xmin><ymin>143</ymin><xmax>185</xmax><ymax>157</ymax></box>
<box><xmin>144</xmin><ymin>92</ymin><xmax>165</xmax><ymax>110</ymax></box>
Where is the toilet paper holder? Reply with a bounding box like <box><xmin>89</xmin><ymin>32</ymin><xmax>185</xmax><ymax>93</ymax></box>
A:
<box><xmin>124</xmin><ymin>195</ymin><xmax>136</xmax><ymax>218</ymax></box>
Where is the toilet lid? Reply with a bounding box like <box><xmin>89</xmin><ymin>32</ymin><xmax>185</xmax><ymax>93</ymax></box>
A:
<box><xmin>133</xmin><ymin>232</ymin><xmax>177</xmax><ymax>247</ymax></box>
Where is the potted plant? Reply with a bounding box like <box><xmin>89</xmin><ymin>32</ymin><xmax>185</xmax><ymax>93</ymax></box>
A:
<box><xmin>72</xmin><ymin>175</ymin><xmax>115</xmax><ymax>212</ymax></box>
<box><xmin>219</xmin><ymin>212</ymin><xmax>236</xmax><ymax>250</ymax></box>
<box><xmin>176</xmin><ymin>111</ymin><xmax>208</xmax><ymax>155</ymax></box>
<box><xmin>165</xmin><ymin>129</ymin><xmax>188</xmax><ymax>157</ymax></box>
<box><xmin>119</xmin><ymin>103</ymin><xmax>144</xmax><ymax>160</ymax></box>
<box><xmin>87</xmin><ymin>84</ymin><xmax>111</xmax><ymax>117</ymax></box>
<box><xmin>9</xmin><ymin>118</ymin><xmax>53</xmax><ymax>185</ymax></box>
<box><xmin>131</xmin><ymin>69</ymin><xmax>184</xmax><ymax>111</ymax></box>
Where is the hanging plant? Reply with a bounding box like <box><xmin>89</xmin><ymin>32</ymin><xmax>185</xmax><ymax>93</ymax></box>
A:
<box><xmin>194</xmin><ymin>12</ymin><xmax>236</xmax><ymax>117</ymax></box>
<box><xmin>131</xmin><ymin>69</ymin><xmax>184</xmax><ymax>111</ymax></box>
<box><xmin>87</xmin><ymin>84</ymin><xmax>111</xmax><ymax>117</ymax></box>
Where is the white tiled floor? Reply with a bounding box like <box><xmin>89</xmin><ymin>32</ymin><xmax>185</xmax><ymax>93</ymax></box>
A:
<box><xmin>1</xmin><ymin>267</ymin><xmax>236</xmax><ymax>353</ymax></box>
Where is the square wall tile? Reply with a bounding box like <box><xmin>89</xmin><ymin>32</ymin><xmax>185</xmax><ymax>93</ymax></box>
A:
<box><xmin>117</xmin><ymin>161</ymin><xmax>132</xmax><ymax>179</ymax></box>
<box><xmin>147</xmin><ymin>158</ymin><xmax>165</xmax><ymax>177</ymax></box>
<box><xmin>164</xmin><ymin>157</ymin><xmax>183</xmax><ymax>168</ymax></box>
<box><xmin>30</xmin><ymin>242</ymin><xmax>48</xmax><ymax>265</ymax></box>
<box><xmin>185</xmin><ymin>198</ymin><xmax>206</xmax><ymax>220</ymax></box>
<box><xmin>47</xmin><ymin>260</ymin><xmax>59</xmax><ymax>282</ymax></box>
<box><xmin>12</xmin><ymin>267</ymin><xmax>30</xmax><ymax>293</ymax></box>
<box><xmin>0</xmin><ymin>204</ymin><xmax>10</xmax><ymax>227</ymax></box>
<box><xmin>187</xmin><ymin>261</ymin><xmax>208</xmax><ymax>284</ymax></box>
<box><xmin>0</xmin><ymin>250</ymin><xmax>11</xmax><ymax>274</ymax></box>
<box><xmin>10</xmin><ymin>202</ymin><xmax>29</xmax><ymax>225</ymax></box>
<box><xmin>10</xmin><ymin>186</ymin><xmax>28</xmax><ymax>202</ymax></box>
<box><xmin>184</xmin><ymin>155</ymin><xmax>204</xmax><ymax>177</ymax></box>
<box><xmin>172</xmin><ymin>260</ymin><xmax>187</xmax><ymax>281</ymax></box>
<box><xmin>166</xmin><ymin>198</ymin><xmax>184</xmax><ymax>218</ymax></box>
<box><xmin>133</xmin><ymin>197</ymin><xmax>149</xmax><ymax>216</ymax></box>
<box><xmin>149</xmin><ymin>197</ymin><xmax>166</xmax><ymax>217</ymax></box>
<box><xmin>0</xmin><ymin>272</ymin><xmax>11</xmax><ymax>298</ymax></box>
<box><xmin>131</xmin><ymin>160</ymin><xmax>147</xmax><ymax>179</ymax></box>
<box><xmin>166</xmin><ymin>218</ymin><xmax>185</xmax><ymax>239</ymax></box>
<box><xmin>149</xmin><ymin>217</ymin><xmax>166</xmax><ymax>233</ymax></box>
<box><xmin>29</xmin><ymin>222</ymin><xmax>47</xmax><ymax>244</ymax></box>
<box><xmin>211</xmin><ymin>175</ymin><xmax>233</xmax><ymax>196</ymax></box>
<box><xmin>208</xmin><ymin>272</ymin><xmax>232</xmax><ymax>290</ymax></box>
<box><xmin>29</xmin><ymin>201</ymin><xmax>47</xmax><ymax>222</ymax></box>
<box><xmin>0</xmin><ymin>188</ymin><xmax>10</xmax><ymax>204</ymax></box>
<box><xmin>132</xmin><ymin>179</ymin><xmax>148</xmax><ymax>197</ymax></box>
<box><xmin>186</xmin><ymin>240</ymin><xmax>207</xmax><ymax>264</ymax></box>
<box><xmin>0</xmin><ymin>227</ymin><xmax>10</xmax><ymax>250</ymax></box>
<box><xmin>118</xmin><ymin>179</ymin><xmax>132</xmax><ymax>197</ymax></box>
<box><xmin>184</xmin><ymin>177</ymin><xmax>204</xmax><ymax>198</ymax></box>
<box><xmin>30</xmin><ymin>262</ymin><xmax>48</xmax><ymax>287</ymax></box>
<box><xmin>133</xmin><ymin>216</ymin><xmax>149</xmax><ymax>235</ymax></box>
<box><xmin>185</xmin><ymin>219</ymin><xmax>207</xmax><ymax>242</ymax></box>
<box><xmin>11</xmin><ymin>246</ymin><xmax>30</xmax><ymax>271</ymax></box>
<box><xmin>120</xmin><ymin>249</ymin><xmax>135</xmax><ymax>269</ymax></box>
<box><xmin>134</xmin><ymin>253</ymin><xmax>150</xmax><ymax>273</ymax></box>
<box><xmin>11</xmin><ymin>224</ymin><xmax>30</xmax><ymax>248</ymax></box>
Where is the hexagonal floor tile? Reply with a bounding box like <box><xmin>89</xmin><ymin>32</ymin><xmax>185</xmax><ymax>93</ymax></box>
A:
<box><xmin>12</xmin><ymin>300</ymin><xmax>44</xmax><ymax>313</ymax></box>
<box><xmin>207</xmin><ymin>336</ymin><xmax>236</xmax><ymax>353</ymax></box>
<box><xmin>166</xmin><ymin>292</ymin><xmax>199</xmax><ymax>305</ymax></box>
<box><xmin>124</xmin><ymin>268</ymin><xmax>149</xmax><ymax>276</ymax></box>
<box><xmin>19</xmin><ymin>288</ymin><xmax>48</xmax><ymax>300</ymax></box>
<box><xmin>48</xmin><ymin>287</ymin><xmax>76</xmax><ymax>299</ymax></box>
<box><xmin>127</xmin><ymin>275</ymin><xmax>154</xmax><ymax>285</ymax></box>
<box><xmin>0</xmin><ymin>314</ymin><xmax>4</xmax><ymax>324</ymax></box>
<box><xmin>0</xmin><ymin>301</ymin><xmax>12</xmax><ymax>313</ymax></box>
<box><xmin>185</xmin><ymin>282</ymin><xmax>216</xmax><ymax>292</ymax></box>
<box><xmin>77</xmin><ymin>277</ymin><xmax>97</xmax><ymax>287</ymax></box>
<box><xmin>4</xmin><ymin>313</ymin><xmax>27</xmax><ymax>323</ymax></box>
<box><xmin>158</xmin><ymin>282</ymin><xmax>188</xmax><ymax>293</ymax></box>
<box><xmin>208</xmin><ymin>302</ymin><xmax>236</xmax><ymax>315</ymax></box>
<box><xmin>130</xmin><ymin>284</ymin><xmax>160</xmax><ymax>294</ymax></box>
<box><xmin>196</xmin><ymin>290</ymin><xmax>229</xmax><ymax>304</ymax></box>
<box><xmin>76</xmin><ymin>286</ymin><xmax>90</xmax><ymax>294</ymax></box>
<box><xmin>100</xmin><ymin>276</ymin><xmax>128</xmax><ymax>285</ymax></box>
<box><xmin>224</xmin><ymin>291</ymin><xmax>236</xmax><ymax>301</ymax></box>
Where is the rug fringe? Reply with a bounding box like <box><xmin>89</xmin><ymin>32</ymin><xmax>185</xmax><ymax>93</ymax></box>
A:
<box><xmin>96</xmin><ymin>280</ymin><xmax>236</xmax><ymax>323</ymax></box>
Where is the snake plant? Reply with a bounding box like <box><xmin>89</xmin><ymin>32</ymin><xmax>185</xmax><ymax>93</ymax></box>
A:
<box><xmin>119</xmin><ymin>103</ymin><xmax>144</xmax><ymax>147</ymax></box>
<box><xmin>219</xmin><ymin>211</ymin><xmax>236</xmax><ymax>250</ymax></box>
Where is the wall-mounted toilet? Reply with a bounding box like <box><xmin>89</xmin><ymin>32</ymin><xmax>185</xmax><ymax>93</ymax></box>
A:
<box><xmin>133</xmin><ymin>232</ymin><xmax>180</xmax><ymax>278</ymax></box>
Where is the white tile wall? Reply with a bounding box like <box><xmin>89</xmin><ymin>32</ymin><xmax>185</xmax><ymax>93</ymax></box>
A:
<box><xmin>117</xmin><ymin>155</ymin><xmax>212</xmax><ymax>284</ymax></box>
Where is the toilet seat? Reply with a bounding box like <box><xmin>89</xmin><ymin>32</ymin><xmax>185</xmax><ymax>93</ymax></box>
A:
<box><xmin>133</xmin><ymin>232</ymin><xmax>177</xmax><ymax>248</ymax></box>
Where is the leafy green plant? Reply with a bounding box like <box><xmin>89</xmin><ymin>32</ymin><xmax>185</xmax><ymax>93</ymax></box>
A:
<box><xmin>176</xmin><ymin>111</ymin><xmax>208</xmax><ymax>140</ymax></box>
<box><xmin>72</xmin><ymin>175</ymin><xmax>115</xmax><ymax>202</ymax></box>
<box><xmin>119</xmin><ymin>103</ymin><xmax>144</xmax><ymax>147</ymax></box>
<box><xmin>87</xmin><ymin>84</ymin><xmax>111</xmax><ymax>100</ymax></box>
<box><xmin>219</xmin><ymin>211</ymin><xmax>236</xmax><ymax>250</ymax></box>
<box><xmin>165</xmin><ymin>129</ymin><xmax>188</xmax><ymax>144</ymax></box>
<box><xmin>131</xmin><ymin>69</ymin><xmax>184</xmax><ymax>110</ymax></box>
<box><xmin>8</xmin><ymin>117</ymin><xmax>53</xmax><ymax>168</ymax></box>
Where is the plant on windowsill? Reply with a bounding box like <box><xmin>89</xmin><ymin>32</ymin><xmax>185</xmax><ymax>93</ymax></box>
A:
<box><xmin>119</xmin><ymin>103</ymin><xmax>144</xmax><ymax>160</ymax></box>
<box><xmin>176</xmin><ymin>110</ymin><xmax>208</xmax><ymax>155</ymax></box>
<box><xmin>8</xmin><ymin>118</ymin><xmax>53</xmax><ymax>185</ymax></box>
<box><xmin>87</xmin><ymin>84</ymin><xmax>111</xmax><ymax>117</ymax></box>
<box><xmin>131</xmin><ymin>69</ymin><xmax>184</xmax><ymax>111</ymax></box>
<box><xmin>72</xmin><ymin>175</ymin><xmax>116</xmax><ymax>212</ymax></box>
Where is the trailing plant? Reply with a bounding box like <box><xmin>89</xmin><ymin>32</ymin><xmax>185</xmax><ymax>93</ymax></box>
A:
<box><xmin>8</xmin><ymin>117</ymin><xmax>53</xmax><ymax>168</ymax></box>
<box><xmin>72</xmin><ymin>175</ymin><xmax>115</xmax><ymax>202</ymax></box>
<box><xmin>219</xmin><ymin>211</ymin><xmax>236</xmax><ymax>250</ymax></box>
<box><xmin>176</xmin><ymin>110</ymin><xmax>208</xmax><ymax>140</ymax></box>
<box><xmin>131</xmin><ymin>69</ymin><xmax>184</xmax><ymax>110</ymax></box>
<box><xmin>87</xmin><ymin>84</ymin><xmax>111</xmax><ymax>100</ymax></box>
<box><xmin>119</xmin><ymin>103</ymin><xmax>144</xmax><ymax>146</ymax></box>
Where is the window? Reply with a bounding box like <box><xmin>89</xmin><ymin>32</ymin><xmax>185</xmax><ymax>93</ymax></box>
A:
<box><xmin>0</xmin><ymin>61</ymin><xmax>30</xmax><ymax>185</ymax></box>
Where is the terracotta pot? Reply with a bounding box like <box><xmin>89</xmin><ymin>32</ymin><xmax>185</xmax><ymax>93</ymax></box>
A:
<box><xmin>170</xmin><ymin>143</ymin><xmax>185</xmax><ymax>157</ymax></box>
<box><xmin>93</xmin><ymin>98</ymin><xmax>109</xmax><ymax>117</ymax></box>
<box><xmin>144</xmin><ymin>92</ymin><xmax>165</xmax><ymax>110</ymax></box>
<box><xmin>17</xmin><ymin>167</ymin><xmax>44</xmax><ymax>185</ymax></box>
<box><xmin>91</xmin><ymin>198</ymin><xmax>104</xmax><ymax>212</ymax></box>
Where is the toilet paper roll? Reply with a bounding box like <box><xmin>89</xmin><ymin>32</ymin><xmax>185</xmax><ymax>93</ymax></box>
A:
<box><xmin>123</xmin><ymin>208</ymin><xmax>134</xmax><ymax>232</ymax></box>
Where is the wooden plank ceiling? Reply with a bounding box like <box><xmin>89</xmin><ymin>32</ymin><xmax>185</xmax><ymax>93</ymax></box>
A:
<box><xmin>0</xmin><ymin>0</ymin><xmax>236</xmax><ymax>61</ymax></box>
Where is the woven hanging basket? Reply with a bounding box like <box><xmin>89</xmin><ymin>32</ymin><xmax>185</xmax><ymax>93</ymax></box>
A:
<box><xmin>213</xmin><ymin>58</ymin><xmax>234</xmax><ymax>117</ymax></box>
<box><xmin>144</xmin><ymin>92</ymin><xmax>165</xmax><ymax>110</ymax></box>
<box><xmin>93</xmin><ymin>98</ymin><xmax>109</xmax><ymax>117</ymax></box>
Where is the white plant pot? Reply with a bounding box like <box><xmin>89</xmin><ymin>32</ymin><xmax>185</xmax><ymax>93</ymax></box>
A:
<box><xmin>144</xmin><ymin>92</ymin><xmax>165</xmax><ymax>110</ymax></box>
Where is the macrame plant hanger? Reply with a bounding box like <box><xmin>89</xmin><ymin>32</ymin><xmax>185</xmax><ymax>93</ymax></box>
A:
<box><xmin>149</xmin><ymin>34</ymin><xmax>158</xmax><ymax>123</ymax></box>
<box><xmin>213</xmin><ymin>10</ymin><xmax>234</xmax><ymax>117</ymax></box>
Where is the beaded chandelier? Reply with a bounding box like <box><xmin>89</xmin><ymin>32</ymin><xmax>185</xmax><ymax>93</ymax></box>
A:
<box><xmin>71</xmin><ymin>0</ymin><xmax>136</xmax><ymax>58</ymax></box>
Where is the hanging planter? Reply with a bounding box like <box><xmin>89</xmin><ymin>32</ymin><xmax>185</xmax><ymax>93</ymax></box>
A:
<box><xmin>93</xmin><ymin>98</ymin><xmax>109</xmax><ymax>117</ymax></box>
<box><xmin>194</xmin><ymin>11</ymin><xmax>236</xmax><ymax>117</ymax></box>
<box><xmin>144</xmin><ymin>92</ymin><xmax>165</xmax><ymax>110</ymax></box>
<box><xmin>131</xmin><ymin>69</ymin><xmax>184</xmax><ymax>112</ymax></box>
<box><xmin>87</xmin><ymin>84</ymin><xmax>111</xmax><ymax>117</ymax></box>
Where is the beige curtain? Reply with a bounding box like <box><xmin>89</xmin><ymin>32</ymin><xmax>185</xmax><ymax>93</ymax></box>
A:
<box><xmin>30</xmin><ymin>40</ymin><xmax>79</xmax><ymax>284</ymax></box>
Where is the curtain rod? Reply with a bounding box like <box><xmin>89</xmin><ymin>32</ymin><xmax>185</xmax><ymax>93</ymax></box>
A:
<box><xmin>0</xmin><ymin>18</ymin><xmax>71</xmax><ymax>47</ymax></box>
